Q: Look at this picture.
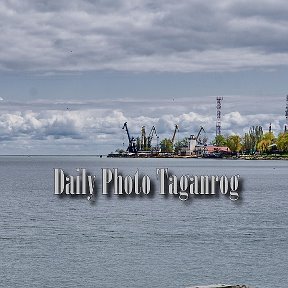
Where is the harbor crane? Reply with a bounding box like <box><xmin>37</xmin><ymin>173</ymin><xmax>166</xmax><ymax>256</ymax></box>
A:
<box><xmin>122</xmin><ymin>122</ymin><xmax>137</xmax><ymax>153</ymax></box>
<box><xmin>147</xmin><ymin>126</ymin><xmax>159</xmax><ymax>150</ymax></box>
<box><xmin>171</xmin><ymin>124</ymin><xmax>179</xmax><ymax>145</ymax></box>
<box><xmin>196</xmin><ymin>126</ymin><xmax>206</xmax><ymax>145</ymax></box>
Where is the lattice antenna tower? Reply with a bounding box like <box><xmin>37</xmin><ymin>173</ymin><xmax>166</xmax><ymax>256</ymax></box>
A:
<box><xmin>216</xmin><ymin>97</ymin><xmax>223</xmax><ymax>137</ymax></box>
<box><xmin>285</xmin><ymin>95</ymin><xmax>288</xmax><ymax>132</ymax></box>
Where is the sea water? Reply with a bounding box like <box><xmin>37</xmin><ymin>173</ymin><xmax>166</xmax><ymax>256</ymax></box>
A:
<box><xmin>0</xmin><ymin>156</ymin><xmax>287</xmax><ymax>288</ymax></box>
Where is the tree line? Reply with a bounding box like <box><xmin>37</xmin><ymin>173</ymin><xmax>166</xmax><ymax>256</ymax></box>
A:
<box><xmin>160</xmin><ymin>125</ymin><xmax>288</xmax><ymax>154</ymax></box>
<box><xmin>214</xmin><ymin>125</ymin><xmax>288</xmax><ymax>154</ymax></box>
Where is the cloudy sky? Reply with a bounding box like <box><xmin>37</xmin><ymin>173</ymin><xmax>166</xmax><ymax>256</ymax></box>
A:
<box><xmin>0</xmin><ymin>0</ymin><xmax>288</xmax><ymax>154</ymax></box>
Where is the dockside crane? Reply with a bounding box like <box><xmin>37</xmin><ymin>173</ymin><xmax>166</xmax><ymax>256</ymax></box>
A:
<box><xmin>147</xmin><ymin>126</ymin><xmax>159</xmax><ymax>150</ymax></box>
<box><xmin>171</xmin><ymin>124</ymin><xmax>179</xmax><ymax>145</ymax></box>
<box><xmin>196</xmin><ymin>126</ymin><xmax>206</xmax><ymax>145</ymax></box>
<box><xmin>122</xmin><ymin>122</ymin><xmax>137</xmax><ymax>153</ymax></box>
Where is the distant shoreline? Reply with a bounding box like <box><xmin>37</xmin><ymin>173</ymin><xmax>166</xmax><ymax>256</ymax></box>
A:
<box><xmin>0</xmin><ymin>154</ymin><xmax>287</xmax><ymax>160</ymax></box>
<box><xmin>107</xmin><ymin>153</ymin><xmax>288</xmax><ymax>160</ymax></box>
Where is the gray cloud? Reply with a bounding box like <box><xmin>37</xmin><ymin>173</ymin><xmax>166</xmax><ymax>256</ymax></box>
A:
<box><xmin>1</xmin><ymin>0</ymin><xmax>288</xmax><ymax>72</ymax></box>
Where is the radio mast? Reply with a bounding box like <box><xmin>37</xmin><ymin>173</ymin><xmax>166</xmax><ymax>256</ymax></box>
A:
<box><xmin>285</xmin><ymin>95</ymin><xmax>288</xmax><ymax>132</ymax></box>
<box><xmin>216</xmin><ymin>97</ymin><xmax>223</xmax><ymax>137</ymax></box>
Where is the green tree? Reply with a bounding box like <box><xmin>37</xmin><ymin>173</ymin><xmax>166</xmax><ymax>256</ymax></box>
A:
<box><xmin>160</xmin><ymin>138</ymin><xmax>173</xmax><ymax>153</ymax></box>
<box><xmin>242</xmin><ymin>133</ymin><xmax>252</xmax><ymax>153</ymax></box>
<box><xmin>174</xmin><ymin>137</ymin><xmax>188</xmax><ymax>154</ymax></box>
<box><xmin>226</xmin><ymin>135</ymin><xmax>242</xmax><ymax>152</ymax></box>
<box><xmin>277</xmin><ymin>132</ymin><xmax>288</xmax><ymax>152</ymax></box>
<box><xmin>242</xmin><ymin>126</ymin><xmax>263</xmax><ymax>154</ymax></box>
<box><xmin>212</xmin><ymin>135</ymin><xmax>227</xmax><ymax>146</ymax></box>
<box><xmin>250</xmin><ymin>125</ymin><xmax>263</xmax><ymax>153</ymax></box>
<box><xmin>257</xmin><ymin>132</ymin><xmax>275</xmax><ymax>153</ymax></box>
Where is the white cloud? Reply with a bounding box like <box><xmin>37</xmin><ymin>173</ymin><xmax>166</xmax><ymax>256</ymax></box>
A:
<box><xmin>0</xmin><ymin>98</ymin><xmax>285</xmax><ymax>154</ymax></box>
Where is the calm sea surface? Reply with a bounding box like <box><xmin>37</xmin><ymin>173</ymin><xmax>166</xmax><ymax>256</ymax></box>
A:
<box><xmin>0</xmin><ymin>156</ymin><xmax>287</xmax><ymax>288</ymax></box>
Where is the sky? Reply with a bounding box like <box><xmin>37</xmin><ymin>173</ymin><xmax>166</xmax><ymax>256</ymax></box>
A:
<box><xmin>0</xmin><ymin>0</ymin><xmax>288</xmax><ymax>154</ymax></box>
